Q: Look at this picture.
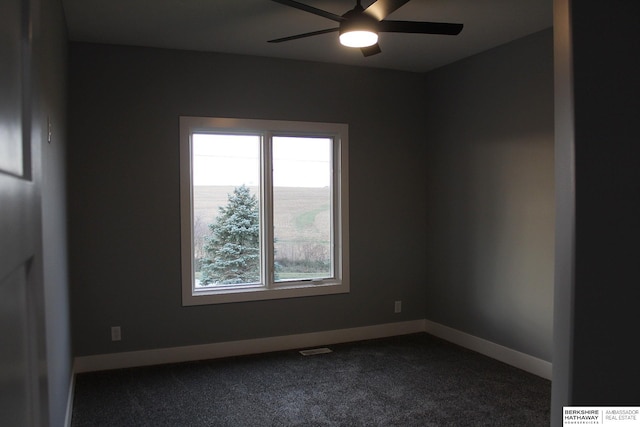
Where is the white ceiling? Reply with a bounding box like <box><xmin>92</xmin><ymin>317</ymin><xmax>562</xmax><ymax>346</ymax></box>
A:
<box><xmin>62</xmin><ymin>0</ymin><xmax>552</xmax><ymax>73</ymax></box>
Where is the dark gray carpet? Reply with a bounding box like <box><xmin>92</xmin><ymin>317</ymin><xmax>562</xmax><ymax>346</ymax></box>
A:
<box><xmin>71</xmin><ymin>333</ymin><xmax>550</xmax><ymax>426</ymax></box>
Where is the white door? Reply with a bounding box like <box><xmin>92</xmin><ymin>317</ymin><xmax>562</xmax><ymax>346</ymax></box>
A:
<box><xmin>1</xmin><ymin>0</ymin><xmax>46</xmax><ymax>425</ymax></box>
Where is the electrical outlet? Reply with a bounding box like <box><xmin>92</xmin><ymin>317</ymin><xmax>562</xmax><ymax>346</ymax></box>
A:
<box><xmin>111</xmin><ymin>326</ymin><xmax>121</xmax><ymax>341</ymax></box>
<box><xmin>394</xmin><ymin>300</ymin><xmax>402</xmax><ymax>313</ymax></box>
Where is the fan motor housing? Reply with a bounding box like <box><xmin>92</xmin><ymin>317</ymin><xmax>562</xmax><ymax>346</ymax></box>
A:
<box><xmin>339</xmin><ymin>9</ymin><xmax>380</xmax><ymax>36</ymax></box>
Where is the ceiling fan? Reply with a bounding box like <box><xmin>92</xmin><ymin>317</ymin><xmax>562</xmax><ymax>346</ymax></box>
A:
<box><xmin>268</xmin><ymin>0</ymin><xmax>463</xmax><ymax>57</ymax></box>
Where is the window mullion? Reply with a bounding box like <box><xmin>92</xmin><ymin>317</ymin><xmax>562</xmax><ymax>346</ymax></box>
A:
<box><xmin>261</xmin><ymin>132</ymin><xmax>275</xmax><ymax>288</ymax></box>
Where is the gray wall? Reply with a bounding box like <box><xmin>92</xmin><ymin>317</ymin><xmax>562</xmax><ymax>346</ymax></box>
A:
<box><xmin>68</xmin><ymin>44</ymin><xmax>429</xmax><ymax>356</ymax></box>
<box><xmin>68</xmin><ymin>31</ymin><xmax>555</xmax><ymax>367</ymax></box>
<box><xmin>422</xmin><ymin>30</ymin><xmax>555</xmax><ymax>362</ymax></box>
<box><xmin>552</xmin><ymin>1</ymin><xmax>640</xmax><ymax>423</ymax></box>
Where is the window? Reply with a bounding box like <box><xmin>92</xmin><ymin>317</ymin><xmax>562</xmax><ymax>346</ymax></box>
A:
<box><xmin>180</xmin><ymin>117</ymin><xmax>349</xmax><ymax>305</ymax></box>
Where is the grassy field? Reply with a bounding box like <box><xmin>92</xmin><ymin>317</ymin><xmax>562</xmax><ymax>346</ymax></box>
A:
<box><xmin>193</xmin><ymin>185</ymin><xmax>331</xmax><ymax>266</ymax></box>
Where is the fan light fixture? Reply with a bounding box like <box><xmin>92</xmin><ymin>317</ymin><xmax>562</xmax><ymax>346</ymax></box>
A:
<box><xmin>338</xmin><ymin>11</ymin><xmax>378</xmax><ymax>48</ymax></box>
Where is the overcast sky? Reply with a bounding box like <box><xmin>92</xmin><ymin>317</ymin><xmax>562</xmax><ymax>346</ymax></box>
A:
<box><xmin>192</xmin><ymin>134</ymin><xmax>331</xmax><ymax>188</ymax></box>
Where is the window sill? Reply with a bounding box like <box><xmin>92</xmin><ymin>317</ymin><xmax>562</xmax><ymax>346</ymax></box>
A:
<box><xmin>182</xmin><ymin>280</ymin><xmax>349</xmax><ymax>306</ymax></box>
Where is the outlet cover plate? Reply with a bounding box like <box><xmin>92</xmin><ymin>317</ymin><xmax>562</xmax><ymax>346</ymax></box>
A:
<box><xmin>394</xmin><ymin>301</ymin><xmax>402</xmax><ymax>313</ymax></box>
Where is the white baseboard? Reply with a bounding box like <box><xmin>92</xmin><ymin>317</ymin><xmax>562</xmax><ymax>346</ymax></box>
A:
<box><xmin>73</xmin><ymin>319</ymin><xmax>425</xmax><ymax>373</ymax></box>
<box><xmin>73</xmin><ymin>318</ymin><xmax>551</xmax><ymax>380</ymax></box>
<box><xmin>423</xmin><ymin>319</ymin><xmax>552</xmax><ymax>380</ymax></box>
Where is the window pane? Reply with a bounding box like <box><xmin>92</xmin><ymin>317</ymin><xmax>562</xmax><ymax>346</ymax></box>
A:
<box><xmin>192</xmin><ymin>134</ymin><xmax>261</xmax><ymax>287</ymax></box>
<box><xmin>273</xmin><ymin>136</ymin><xmax>332</xmax><ymax>281</ymax></box>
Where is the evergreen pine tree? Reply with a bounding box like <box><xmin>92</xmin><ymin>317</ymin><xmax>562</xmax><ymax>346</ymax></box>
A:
<box><xmin>200</xmin><ymin>185</ymin><xmax>260</xmax><ymax>285</ymax></box>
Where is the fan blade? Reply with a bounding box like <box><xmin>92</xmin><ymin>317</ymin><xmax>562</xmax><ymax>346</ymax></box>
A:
<box><xmin>364</xmin><ymin>0</ymin><xmax>410</xmax><ymax>21</ymax></box>
<box><xmin>361</xmin><ymin>44</ymin><xmax>382</xmax><ymax>57</ymax></box>
<box><xmin>271</xmin><ymin>0</ymin><xmax>344</xmax><ymax>22</ymax></box>
<box><xmin>379</xmin><ymin>20</ymin><xmax>463</xmax><ymax>35</ymax></box>
<box><xmin>268</xmin><ymin>27</ymin><xmax>339</xmax><ymax>43</ymax></box>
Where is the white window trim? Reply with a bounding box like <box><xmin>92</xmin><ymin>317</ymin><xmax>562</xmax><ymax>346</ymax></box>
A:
<box><xmin>180</xmin><ymin>116</ymin><xmax>350</xmax><ymax>305</ymax></box>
